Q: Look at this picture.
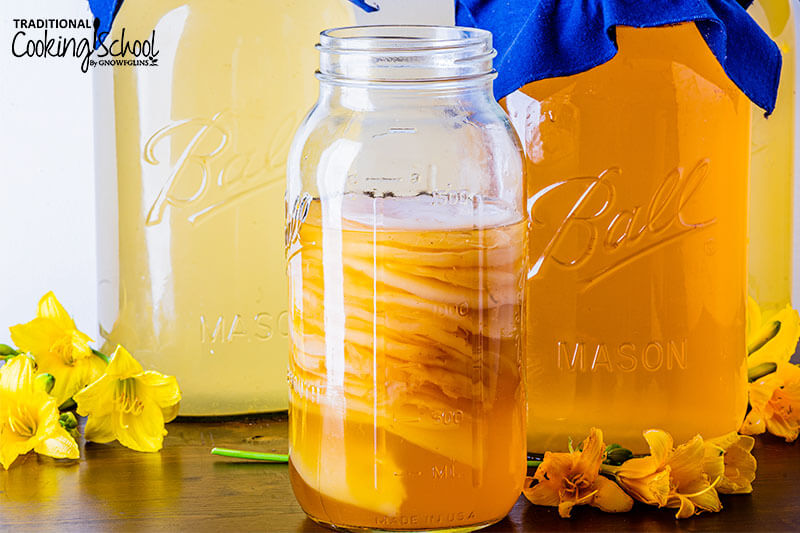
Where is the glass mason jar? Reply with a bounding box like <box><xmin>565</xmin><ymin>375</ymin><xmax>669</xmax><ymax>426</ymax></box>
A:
<box><xmin>748</xmin><ymin>0</ymin><xmax>796</xmax><ymax>312</ymax></box>
<box><xmin>503</xmin><ymin>23</ymin><xmax>751</xmax><ymax>453</ymax></box>
<box><xmin>286</xmin><ymin>26</ymin><xmax>527</xmax><ymax>532</ymax></box>
<box><xmin>93</xmin><ymin>1</ymin><xmax>354</xmax><ymax>415</ymax></box>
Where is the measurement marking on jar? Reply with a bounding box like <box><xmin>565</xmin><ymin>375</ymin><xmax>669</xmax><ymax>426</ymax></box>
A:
<box><xmin>392</xmin><ymin>416</ymin><xmax>422</xmax><ymax>424</ymax></box>
<box><xmin>372</xmin><ymin>127</ymin><xmax>417</xmax><ymax>138</ymax></box>
<box><xmin>431</xmin><ymin>463</ymin><xmax>461</xmax><ymax>480</ymax></box>
<box><xmin>433</xmin><ymin>190</ymin><xmax>481</xmax><ymax>206</ymax></box>
<box><xmin>431</xmin><ymin>409</ymin><xmax>463</xmax><ymax>425</ymax></box>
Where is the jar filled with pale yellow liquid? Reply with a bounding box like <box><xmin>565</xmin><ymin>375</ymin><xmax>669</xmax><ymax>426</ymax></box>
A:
<box><xmin>93</xmin><ymin>1</ymin><xmax>355</xmax><ymax>415</ymax></box>
<box><xmin>286</xmin><ymin>26</ymin><xmax>527</xmax><ymax>531</ymax></box>
<box><xmin>748</xmin><ymin>0</ymin><xmax>796</xmax><ymax>312</ymax></box>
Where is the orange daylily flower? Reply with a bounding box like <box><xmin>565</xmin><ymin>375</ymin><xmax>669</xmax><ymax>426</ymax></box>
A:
<box><xmin>616</xmin><ymin>430</ymin><xmax>721</xmax><ymax>519</ymax></box>
<box><xmin>741</xmin><ymin>363</ymin><xmax>800</xmax><ymax>442</ymax></box>
<box><xmin>523</xmin><ymin>428</ymin><xmax>632</xmax><ymax>518</ymax></box>
<box><xmin>703</xmin><ymin>432</ymin><xmax>757</xmax><ymax>494</ymax></box>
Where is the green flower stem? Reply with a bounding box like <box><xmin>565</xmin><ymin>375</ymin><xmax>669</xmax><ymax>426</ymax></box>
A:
<box><xmin>91</xmin><ymin>349</ymin><xmax>110</xmax><ymax>364</ymax></box>
<box><xmin>211</xmin><ymin>447</ymin><xmax>289</xmax><ymax>463</ymax></box>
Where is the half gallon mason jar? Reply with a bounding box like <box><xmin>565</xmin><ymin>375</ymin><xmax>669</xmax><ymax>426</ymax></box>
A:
<box><xmin>504</xmin><ymin>23</ymin><xmax>750</xmax><ymax>453</ymax></box>
<box><xmin>286</xmin><ymin>26</ymin><xmax>527</xmax><ymax>531</ymax></box>
<box><xmin>93</xmin><ymin>1</ymin><xmax>354</xmax><ymax>415</ymax></box>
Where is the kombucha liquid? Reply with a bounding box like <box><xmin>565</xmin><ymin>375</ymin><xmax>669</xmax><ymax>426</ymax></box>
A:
<box><xmin>748</xmin><ymin>0</ymin><xmax>796</xmax><ymax>312</ymax></box>
<box><xmin>504</xmin><ymin>24</ymin><xmax>750</xmax><ymax>453</ymax></box>
<box><xmin>287</xmin><ymin>196</ymin><xmax>526</xmax><ymax>530</ymax></box>
<box><xmin>95</xmin><ymin>1</ymin><xmax>354</xmax><ymax>414</ymax></box>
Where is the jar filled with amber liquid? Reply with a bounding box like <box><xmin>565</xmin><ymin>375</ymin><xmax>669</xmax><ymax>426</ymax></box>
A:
<box><xmin>504</xmin><ymin>23</ymin><xmax>751</xmax><ymax>452</ymax></box>
<box><xmin>286</xmin><ymin>26</ymin><xmax>527</xmax><ymax>532</ymax></box>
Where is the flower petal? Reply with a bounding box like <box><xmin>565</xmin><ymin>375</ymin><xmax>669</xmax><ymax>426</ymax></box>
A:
<box><xmin>688</xmin><ymin>484</ymin><xmax>722</xmax><ymax>514</ymax></box>
<box><xmin>533</xmin><ymin>451</ymin><xmax>573</xmax><ymax>484</ymax></box>
<box><xmin>0</xmin><ymin>424</ymin><xmax>36</xmax><ymax>469</ymax></box>
<box><xmin>138</xmin><ymin>371</ymin><xmax>181</xmax><ymax>412</ymax></box>
<box><xmin>37</xmin><ymin>292</ymin><xmax>77</xmax><ymax>332</ymax></box>
<box><xmin>557</xmin><ymin>500</ymin><xmax>577</xmax><ymax>518</ymax></box>
<box><xmin>0</xmin><ymin>356</ymin><xmax>36</xmax><ymax>396</ymax></box>
<box><xmin>708</xmin><ymin>433</ymin><xmax>757</xmax><ymax>494</ymax></box>
<box><xmin>46</xmin><ymin>359</ymin><xmax>96</xmax><ymax>407</ymax></box>
<box><xmin>574</xmin><ymin>428</ymin><xmax>604</xmax><ymax>482</ymax></box>
<box><xmin>702</xmin><ymin>442</ymin><xmax>725</xmax><ymax>486</ymax></box>
<box><xmin>74</xmin><ymin>375</ymin><xmax>116</xmax><ymax>418</ymax></box>
<box><xmin>615</xmin><ymin>455</ymin><xmax>658</xmax><ymax>479</ymax></box>
<box><xmin>34</xmin><ymin>429</ymin><xmax>79</xmax><ymax>460</ymax></box>
<box><xmin>668</xmin><ymin>435</ymin><xmax>705</xmax><ymax>489</ymax></box>
<box><xmin>618</xmin><ymin>465</ymin><xmax>670</xmax><ymax>507</ymax></box>
<box><xmin>106</xmin><ymin>345</ymin><xmax>144</xmax><ymax>379</ymax></box>
<box><xmin>9</xmin><ymin>317</ymin><xmax>61</xmax><ymax>356</ymax></box>
<box><xmin>83</xmin><ymin>413</ymin><xmax>117</xmax><ymax>444</ymax></box>
<box><xmin>642</xmin><ymin>430</ymin><xmax>673</xmax><ymax>466</ymax></box>
<box><xmin>523</xmin><ymin>481</ymin><xmax>561</xmax><ymax>507</ymax></box>
<box><xmin>671</xmin><ymin>494</ymin><xmax>696</xmax><ymax>519</ymax></box>
<box><xmin>160</xmin><ymin>403</ymin><xmax>180</xmax><ymax>424</ymax></box>
<box><xmin>113</xmin><ymin>401</ymin><xmax>166</xmax><ymax>452</ymax></box>
<box><xmin>589</xmin><ymin>475</ymin><xmax>633</xmax><ymax>513</ymax></box>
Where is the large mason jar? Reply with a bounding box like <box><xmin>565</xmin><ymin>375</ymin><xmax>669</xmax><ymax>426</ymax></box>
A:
<box><xmin>503</xmin><ymin>23</ymin><xmax>751</xmax><ymax>453</ymax></box>
<box><xmin>286</xmin><ymin>26</ymin><xmax>527</xmax><ymax>531</ymax></box>
<box><xmin>748</xmin><ymin>0</ymin><xmax>797</xmax><ymax>312</ymax></box>
<box><xmin>93</xmin><ymin>1</ymin><xmax>354</xmax><ymax>415</ymax></box>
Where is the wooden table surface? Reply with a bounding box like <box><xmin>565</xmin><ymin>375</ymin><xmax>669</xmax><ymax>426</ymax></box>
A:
<box><xmin>0</xmin><ymin>412</ymin><xmax>797</xmax><ymax>533</ymax></box>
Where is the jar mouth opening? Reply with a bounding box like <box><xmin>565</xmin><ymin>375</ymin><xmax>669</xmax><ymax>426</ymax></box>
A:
<box><xmin>317</xmin><ymin>25</ymin><xmax>496</xmax><ymax>85</ymax></box>
<box><xmin>319</xmin><ymin>25</ymin><xmax>492</xmax><ymax>53</ymax></box>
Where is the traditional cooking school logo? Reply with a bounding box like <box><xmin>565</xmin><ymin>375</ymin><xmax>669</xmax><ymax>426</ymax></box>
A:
<box><xmin>10</xmin><ymin>11</ymin><xmax>158</xmax><ymax>72</ymax></box>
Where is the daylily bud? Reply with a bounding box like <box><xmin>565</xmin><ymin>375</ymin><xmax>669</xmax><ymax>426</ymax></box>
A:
<box><xmin>605</xmin><ymin>445</ymin><xmax>634</xmax><ymax>465</ymax></box>
<box><xmin>59</xmin><ymin>411</ymin><xmax>78</xmax><ymax>430</ymax></box>
<box><xmin>0</xmin><ymin>343</ymin><xmax>18</xmax><ymax>356</ymax></box>
<box><xmin>748</xmin><ymin>361</ymin><xmax>778</xmax><ymax>382</ymax></box>
<box><xmin>59</xmin><ymin>411</ymin><xmax>80</xmax><ymax>440</ymax></box>
<box><xmin>35</xmin><ymin>373</ymin><xmax>56</xmax><ymax>394</ymax></box>
<box><xmin>748</xmin><ymin>320</ymin><xmax>780</xmax><ymax>355</ymax></box>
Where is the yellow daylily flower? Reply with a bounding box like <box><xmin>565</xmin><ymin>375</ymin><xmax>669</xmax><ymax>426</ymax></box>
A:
<box><xmin>0</xmin><ymin>356</ymin><xmax>79</xmax><ymax>469</ymax></box>
<box><xmin>741</xmin><ymin>362</ymin><xmax>800</xmax><ymax>442</ymax></box>
<box><xmin>702</xmin><ymin>432</ymin><xmax>756</xmax><ymax>494</ymax></box>
<box><xmin>9</xmin><ymin>291</ymin><xmax>106</xmax><ymax>405</ymax></box>
<box><xmin>747</xmin><ymin>304</ymin><xmax>800</xmax><ymax>368</ymax></box>
<box><xmin>616</xmin><ymin>430</ymin><xmax>721</xmax><ymax>519</ymax></box>
<box><xmin>74</xmin><ymin>345</ymin><xmax>181</xmax><ymax>452</ymax></box>
<box><xmin>523</xmin><ymin>428</ymin><xmax>633</xmax><ymax>518</ymax></box>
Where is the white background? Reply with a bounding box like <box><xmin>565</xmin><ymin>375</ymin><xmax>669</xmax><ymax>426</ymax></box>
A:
<box><xmin>0</xmin><ymin>0</ymin><xmax>453</xmax><ymax>344</ymax></box>
<box><xmin>1</xmin><ymin>1</ymin><xmax>799</xmax><ymax>345</ymax></box>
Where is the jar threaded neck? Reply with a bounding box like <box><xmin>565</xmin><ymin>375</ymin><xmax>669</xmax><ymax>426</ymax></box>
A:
<box><xmin>316</xmin><ymin>25</ymin><xmax>496</xmax><ymax>86</ymax></box>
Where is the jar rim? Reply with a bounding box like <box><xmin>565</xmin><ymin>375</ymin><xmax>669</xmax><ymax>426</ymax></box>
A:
<box><xmin>316</xmin><ymin>25</ymin><xmax>496</xmax><ymax>86</ymax></box>
<box><xmin>319</xmin><ymin>25</ymin><xmax>492</xmax><ymax>53</ymax></box>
